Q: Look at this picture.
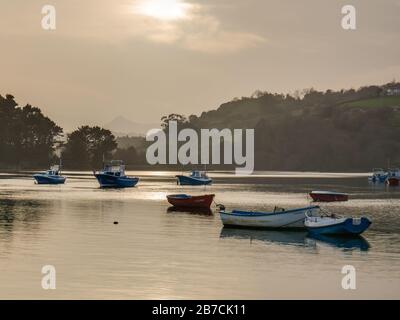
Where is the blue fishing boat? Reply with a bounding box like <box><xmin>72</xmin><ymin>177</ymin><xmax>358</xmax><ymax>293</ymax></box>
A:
<box><xmin>368</xmin><ymin>168</ymin><xmax>388</xmax><ymax>183</ymax></box>
<box><xmin>176</xmin><ymin>170</ymin><xmax>212</xmax><ymax>186</ymax></box>
<box><xmin>305</xmin><ymin>212</ymin><xmax>371</xmax><ymax>235</ymax></box>
<box><xmin>33</xmin><ymin>165</ymin><xmax>66</xmax><ymax>185</ymax></box>
<box><xmin>94</xmin><ymin>160</ymin><xmax>139</xmax><ymax>188</ymax></box>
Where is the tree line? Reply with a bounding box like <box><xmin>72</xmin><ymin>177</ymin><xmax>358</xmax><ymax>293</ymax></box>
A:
<box><xmin>2</xmin><ymin>81</ymin><xmax>400</xmax><ymax>171</ymax></box>
<box><xmin>0</xmin><ymin>94</ymin><xmax>139</xmax><ymax>170</ymax></box>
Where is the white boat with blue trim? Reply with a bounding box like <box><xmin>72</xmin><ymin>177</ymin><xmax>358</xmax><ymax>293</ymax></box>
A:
<box><xmin>305</xmin><ymin>211</ymin><xmax>371</xmax><ymax>235</ymax></box>
<box><xmin>218</xmin><ymin>205</ymin><xmax>320</xmax><ymax>229</ymax></box>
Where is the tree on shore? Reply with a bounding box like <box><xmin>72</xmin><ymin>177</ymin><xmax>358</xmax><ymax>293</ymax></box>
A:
<box><xmin>61</xmin><ymin>126</ymin><xmax>117</xmax><ymax>169</ymax></box>
<box><xmin>0</xmin><ymin>94</ymin><xmax>63</xmax><ymax>168</ymax></box>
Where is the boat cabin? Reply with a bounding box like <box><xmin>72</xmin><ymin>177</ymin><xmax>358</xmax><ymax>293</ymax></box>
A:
<box><xmin>46</xmin><ymin>165</ymin><xmax>61</xmax><ymax>176</ymax></box>
<box><xmin>46</xmin><ymin>170</ymin><xmax>60</xmax><ymax>176</ymax></box>
<box><xmin>190</xmin><ymin>170</ymin><xmax>208</xmax><ymax>179</ymax></box>
<box><xmin>102</xmin><ymin>160</ymin><xmax>126</xmax><ymax>176</ymax></box>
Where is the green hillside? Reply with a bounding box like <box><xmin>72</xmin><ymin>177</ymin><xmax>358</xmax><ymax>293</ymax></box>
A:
<box><xmin>118</xmin><ymin>83</ymin><xmax>400</xmax><ymax>172</ymax></box>
<box><xmin>342</xmin><ymin>96</ymin><xmax>400</xmax><ymax>109</ymax></box>
<box><xmin>183</xmin><ymin>83</ymin><xmax>400</xmax><ymax>171</ymax></box>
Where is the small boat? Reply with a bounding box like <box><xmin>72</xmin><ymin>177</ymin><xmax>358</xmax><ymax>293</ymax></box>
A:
<box><xmin>33</xmin><ymin>165</ymin><xmax>66</xmax><ymax>185</ymax></box>
<box><xmin>176</xmin><ymin>170</ymin><xmax>212</xmax><ymax>186</ymax></box>
<box><xmin>305</xmin><ymin>212</ymin><xmax>371</xmax><ymax>235</ymax></box>
<box><xmin>219</xmin><ymin>205</ymin><xmax>320</xmax><ymax>229</ymax></box>
<box><xmin>166</xmin><ymin>194</ymin><xmax>215</xmax><ymax>208</ymax></box>
<box><xmin>309</xmin><ymin>191</ymin><xmax>349</xmax><ymax>202</ymax></box>
<box><xmin>368</xmin><ymin>168</ymin><xmax>388</xmax><ymax>183</ymax></box>
<box><xmin>386</xmin><ymin>168</ymin><xmax>400</xmax><ymax>186</ymax></box>
<box><xmin>94</xmin><ymin>160</ymin><xmax>139</xmax><ymax>188</ymax></box>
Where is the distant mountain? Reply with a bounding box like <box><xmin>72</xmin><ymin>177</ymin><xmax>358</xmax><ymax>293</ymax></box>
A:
<box><xmin>104</xmin><ymin>116</ymin><xmax>159</xmax><ymax>137</ymax></box>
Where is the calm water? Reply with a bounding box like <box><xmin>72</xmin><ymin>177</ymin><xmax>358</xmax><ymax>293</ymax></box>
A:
<box><xmin>0</xmin><ymin>171</ymin><xmax>400</xmax><ymax>299</ymax></box>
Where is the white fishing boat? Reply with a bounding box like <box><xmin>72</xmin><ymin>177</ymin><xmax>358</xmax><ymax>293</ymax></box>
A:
<box><xmin>218</xmin><ymin>205</ymin><xmax>320</xmax><ymax>229</ymax></box>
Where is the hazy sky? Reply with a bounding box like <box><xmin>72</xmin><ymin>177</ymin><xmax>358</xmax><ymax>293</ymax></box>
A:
<box><xmin>0</xmin><ymin>0</ymin><xmax>399</xmax><ymax>131</ymax></box>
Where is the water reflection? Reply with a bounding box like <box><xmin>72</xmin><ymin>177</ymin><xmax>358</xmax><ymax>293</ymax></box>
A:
<box><xmin>220</xmin><ymin>227</ymin><xmax>311</xmax><ymax>247</ymax></box>
<box><xmin>0</xmin><ymin>172</ymin><xmax>398</xmax><ymax>299</ymax></box>
<box><xmin>0</xmin><ymin>199</ymin><xmax>51</xmax><ymax>249</ymax></box>
<box><xmin>220</xmin><ymin>227</ymin><xmax>371</xmax><ymax>251</ymax></box>
<box><xmin>307</xmin><ymin>233</ymin><xmax>370</xmax><ymax>251</ymax></box>
<box><xmin>166</xmin><ymin>206</ymin><xmax>213</xmax><ymax>216</ymax></box>
<box><xmin>0</xmin><ymin>199</ymin><xmax>44</xmax><ymax>231</ymax></box>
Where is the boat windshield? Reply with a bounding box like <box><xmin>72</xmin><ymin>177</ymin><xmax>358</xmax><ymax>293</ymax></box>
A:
<box><xmin>191</xmin><ymin>171</ymin><xmax>208</xmax><ymax>178</ymax></box>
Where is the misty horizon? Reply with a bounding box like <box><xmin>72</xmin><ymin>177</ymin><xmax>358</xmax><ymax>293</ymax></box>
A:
<box><xmin>1</xmin><ymin>0</ymin><xmax>399</xmax><ymax>131</ymax></box>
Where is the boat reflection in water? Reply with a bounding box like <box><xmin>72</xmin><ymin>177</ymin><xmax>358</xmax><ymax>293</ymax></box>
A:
<box><xmin>166</xmin><ymin>206</ymin><xmax>213</xmax><ymax>216</ymax></box>
<box><xmin>220</xmin><ymin>228</ymin><xmax>312</xmax><ymax>248</ymax></box>
<box><xmin>307</xmin><ymin>233</ymin><xmax>370</xmax><ymax>251</ymax></box>
<box><xmin>220</xmin><ymin>228</ymin><xmax>370</xmax><ymax>251</ymax></box>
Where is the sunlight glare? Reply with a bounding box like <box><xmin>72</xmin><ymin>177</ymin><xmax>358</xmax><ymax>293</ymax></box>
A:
<box><xmin>134</xmin><ymin>0</ymin><xmax>192</xmax><ymax>21</ymax></box>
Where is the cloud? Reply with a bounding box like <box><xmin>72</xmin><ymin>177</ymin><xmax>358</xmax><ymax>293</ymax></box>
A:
<box><xmin>181</xmin><ymin>15</ymin><xmax>265</xmax><ymax>53</ymax></box>
<box><xmin>0</xmin><ymin>0</ymin><xmax>265</xmax><ymax>54</ymax></box>
<box><xmin>128</xmin><ymin>0</ymin><xmax>266</xmax><ymax>53</ymax></box>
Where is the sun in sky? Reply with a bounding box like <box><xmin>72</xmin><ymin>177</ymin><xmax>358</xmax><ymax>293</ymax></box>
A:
<box><xmin>134</xmin><ymin>0</ymin><xmax>193</xmax><ymax>21</ymax></box>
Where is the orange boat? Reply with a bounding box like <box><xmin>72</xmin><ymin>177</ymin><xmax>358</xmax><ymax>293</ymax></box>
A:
<box><xmin>309</xmin><ymin>191</ymin><xmax>349</xmax><ymax>202</ymax></box>
<box><xmin>166</xmin><ymin>194</ymin><xmax>215</xmax><ymax>208</ymax></box>
<box><xmin>387</xmin><ymin>177</ymin><xmax>400</xmax><ymax>186</ymax></box>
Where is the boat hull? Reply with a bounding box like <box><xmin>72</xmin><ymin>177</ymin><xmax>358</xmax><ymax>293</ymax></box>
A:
<box><xmin>95</xmin><ymin>174</ymin><xmax>139</xmax><ymax>188</ymax></box>
<box><xmin>386</xmin><ymin>177</ymin><xmax>400</xmax><ymax>186</ymax></box>
<box><xmin>33</xmin><ymin>174</ymin><xmax>66</xmax><ymax>185</ymax></box>
<box><xmin>220</xmin><ymin>206</ymin><xmax>320</xmax><ymax>229</ymax></box>
<box><xmin>176</xmin><ymin>175</ymin><xmax>212</xmax><ymax>186</ymax></box>
<box><xmin>310</xmin><ymin>192</ymin><xmax>348</xmax><ymax>202</ymax></box>
<box><xmin>167</xmin><ymin>194</ymin><xmax>215</xmax><ymax>208</ymax></box>
<box><xmin>306</xmin><ymin>217</ymin><xmax>371</xmax><ymax>235</ymax></box>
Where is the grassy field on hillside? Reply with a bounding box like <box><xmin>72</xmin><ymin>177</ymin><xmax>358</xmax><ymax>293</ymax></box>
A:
<box><xmin>342</xmin><ymin>96</ymin><xmax>400</xmax><ymax>108</ymax></box>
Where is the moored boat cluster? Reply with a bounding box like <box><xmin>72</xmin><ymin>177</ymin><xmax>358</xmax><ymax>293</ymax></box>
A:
<box><xmin>369</xmin><ymin>168</ymin><xmax>400</xmax><ymax>186</ymax></box>
<box><xmin>33</xmin><ymin>162</ymin><xmax>390</xmax><ymax>237</ymax></box>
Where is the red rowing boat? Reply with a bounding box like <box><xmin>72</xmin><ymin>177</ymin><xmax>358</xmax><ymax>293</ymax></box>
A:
<box><xmin>166</xmin><ymin>194</ymin><xmax>215</xmax><ymax>208</ymax></box>
<box><xmin>309</xmin><ymin>191</ymin><xmax>349</xmax><ymax>202</ymax></box>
